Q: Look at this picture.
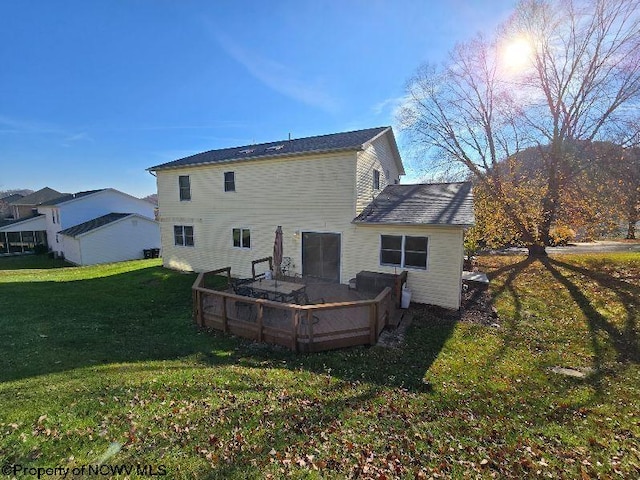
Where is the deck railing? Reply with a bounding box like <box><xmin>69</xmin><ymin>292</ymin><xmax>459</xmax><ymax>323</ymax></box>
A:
<box><xmin>192</xmin><ymin>268</ymin><xmax>392</xmax><ymax>352</ymax></box>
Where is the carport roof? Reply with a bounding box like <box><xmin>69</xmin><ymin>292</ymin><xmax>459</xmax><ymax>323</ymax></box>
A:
<box><xmin>58</xmin><ymin>213</ymin><xmax>132</xmax><ymax>238</ymax></box>
<box><xmin>354</xmin><ymin>182</ymin><xmax>475</xmax><ymax>226</ymax></box>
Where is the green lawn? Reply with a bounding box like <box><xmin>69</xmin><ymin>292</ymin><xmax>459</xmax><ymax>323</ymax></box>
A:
<box><xmin>0</xmin><ymin>254</ymin><xmax>638</xmax><ymax>478</ymax></box>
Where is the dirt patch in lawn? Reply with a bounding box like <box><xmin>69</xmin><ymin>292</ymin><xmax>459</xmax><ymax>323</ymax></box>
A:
<box><xmin>410</xmin><ymin>281</ymin><xmax>497</xmax><ymax>327</ymax></box>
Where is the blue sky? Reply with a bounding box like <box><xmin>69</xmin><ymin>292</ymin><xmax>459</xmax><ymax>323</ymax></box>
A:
<box><xmin>0</xmin><ymin>0</ymin><xmax>516</xmax><ymax>198</ymax></box>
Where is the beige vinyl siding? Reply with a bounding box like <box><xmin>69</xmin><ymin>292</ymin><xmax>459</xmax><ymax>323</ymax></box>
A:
<box><xmin>156</xmin><ymin>151</ymin><xmax>358</xmax><ymax>278</ymax></box>
<box><xmin>355</xmin><ymin>134</ymin><xmax>402</xmax><ymax>214</ymax></box>
<box><xmin>343</xmin><ymin>224</ymin><xmax>464</xmax><ymax>309</ymax></box>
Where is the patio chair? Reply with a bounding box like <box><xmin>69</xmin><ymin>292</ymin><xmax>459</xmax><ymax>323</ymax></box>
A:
<box><xmin>232</xmin><ymin>279</ymin><xmax>257</xmax><ymax>322</ymax></box>
<box><xmin>281</xmin><ymin>257</ymin><xmax>293</xmax><ymax>276</ymax></box>
<box><xmin>296</xmin><ymin>290</ymin><xmax>324</xmax><ymax>305</ymax></box>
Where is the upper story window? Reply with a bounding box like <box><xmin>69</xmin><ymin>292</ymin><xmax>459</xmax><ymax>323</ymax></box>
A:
<box><xmin>51</xmin><ymin>211</ymin><xmax>56</xmax><ymax>224</ymax></box>
<box><xmin>224</xmin><ymin>172</ymin><xmax>235</xmax><ymax>192</ymax></box>
<box><xmin>174</xmin><ymin>225</ymin><xmax>194</xmax><ymax>247</ymax></box>
<box><xmin>380</xmin><ymin>235</ymin><xmax>428</xmax><ymax>270</ymax></box>
<box><xmin>373</xmin><ymin>169</ymin><xmax>381</xmax><ymax>190</ymax></box>
<box><xmin>179</xmin><ymin>175</ymin><xmax>191</xmax><ymax>201</ymax></box>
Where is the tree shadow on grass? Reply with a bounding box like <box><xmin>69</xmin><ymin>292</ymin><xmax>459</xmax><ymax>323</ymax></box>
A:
<box><xmin>207</xmin><ymin>315</ymin><xmax>457</xmax><ymax>394</ymax></box>
<box><xmin>539</xmin><ymin>257</ymin><xmax>639</xmax><ymax>367</ymax></box>
<box><xmin>485</xmin><ymin>256</ymin><xmax>537</xmax><ymax>352</ymax></box>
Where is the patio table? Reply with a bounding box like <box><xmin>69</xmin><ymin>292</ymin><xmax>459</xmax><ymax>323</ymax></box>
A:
<box><xmin>248</xmin><ymin>279</ymin><xmax>306</xmax><ymax>303</ymax></box>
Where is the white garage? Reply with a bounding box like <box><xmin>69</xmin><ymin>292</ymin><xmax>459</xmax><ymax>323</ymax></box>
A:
<box><xmin>59</xmin><ymin>213</ymin><xmax>160</xmax><ymax>265</ymax></box>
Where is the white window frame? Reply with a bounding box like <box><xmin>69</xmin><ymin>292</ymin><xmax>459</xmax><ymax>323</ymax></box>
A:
<box><xmin>178</xmin><ymin>175</ymin><xmax>191</xmax><ymax>201</ymax></box>
<box><xmin>232</xmin><ymin>227</ymin><xmax>251</xmax><ymax>249</ymax></box>
<box><xmin>224</xmin><ymin>171</ymin><xmax>236</xmax><ymax>192</ymax></box>
<box><xmin>373</xmin><ymin>169</ymin><xmax>381</xmax><ymax>190</ymax></box>
<box><xmin>380</xmin><ymin>234</ymin><xmax>428</xmax><ymax>270</ymax></box>
<box><xmin>174</xmin><ymin>225</ymin><xmax>194</xmax><ymax>247</ymax></box>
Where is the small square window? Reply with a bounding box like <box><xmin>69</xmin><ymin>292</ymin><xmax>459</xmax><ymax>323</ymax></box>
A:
<box><xmin>179</xmin><ymin>175</ymin><xmax>191</xmax><ymax>201</ymax></box>
<box><xmin>380</xmin><ymin>235</ymin><xmax>428</xmax><ymax>269</ymax></box>
<box><xmin>232</xmin><ymin>228</ymin><xmax>250</xmax><ymax>248</ymax></box>
<box><xmin>174</xmin><ymin>225</ymin><xmax>194</xmax><ymax>247</ymax></box>
<box><xmin>224</xmin><ymin>172</ymin><xmax>235</xmax><ymax>192</ymax></box>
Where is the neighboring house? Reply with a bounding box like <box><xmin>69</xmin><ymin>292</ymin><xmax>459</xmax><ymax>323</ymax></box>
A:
<box><xmin>9</xmin><ymin>187</ymin><xmax>63</xmax><ymax>219</ymax></box>
<box><xmin>1</xmin><ymin>188</ymin><xmax>160</xmax><ymax>265</ymax></box>
<box><xmin>0</xmin><ymin>215</ymin><xmax>48</xmax><ymax>255</ymax></box>
<box><xmin>58</xmin><ymin>213</ymin><xmax>160</xmax><ymax>265</ymax></box>
<box><xmin>0</xmin><ymin>193</ymin><xmax>25</xmax><ymax>218</ymax></box>
<box><xmin>148</xmin><ymin>126</ymin><xmax>474</xmax><ymax>309</ymax></box>
<box><xmin>37</xmin><ymin>188</ymin><xmax>159</xmax><ymax>264</ymax></box>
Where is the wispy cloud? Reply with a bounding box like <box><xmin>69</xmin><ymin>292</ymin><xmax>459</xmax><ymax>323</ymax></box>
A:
<box><xmin>0</xmin><ymin>114</ymin><xmax>92</xmax><ymax>149</ymax></box>
<box><xmin>61</xmin><ymin>132</ymin><xmax>92</xmax><ymax>147</ymax></box>
<box><xmin>215</xmin><ymin>32</ymin><xmax>340</xmax><ymax>114</ymax></box>
<box><xmin>0</xmin><ymin>115</ymin><xmax>62</xmax><ymax>135</ymax></box>
<box><xmin>371</xmin><ymin>94</ymin><xmax>411</xmax><ymax>119</ymax></box>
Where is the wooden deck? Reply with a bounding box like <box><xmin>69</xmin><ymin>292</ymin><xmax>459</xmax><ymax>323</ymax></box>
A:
<box><xmin>192</xmin><ymin>268</ymin><xmax>395</xmax><ymax>352</ymax></box>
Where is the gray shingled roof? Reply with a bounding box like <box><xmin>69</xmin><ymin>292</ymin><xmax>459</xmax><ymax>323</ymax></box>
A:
<box><xmin>354</xmin><ymin>182</ymin><xmax>475</xmax><ymax>226</ymax></box>
<box><xmin>0</xmin><ymin>193</ymin><xmax>24</xmax><ymax>203</ymax></box>
<box><xmin>39</xmin><ymin>189</ymin><xmax>105</xmax><ymax>206</ymax></box>
<box><xmin>148</xmin><ymin>126</ymin><xmax>391</xmax><ymax>171</ymax></box>
<box><xmin>0</xmin><ymin>214</ymin><xmax>45</xmax><ymax>229</ymax></box>
<box><xmin>58</xmin><ymin>213</ymin><xmax>131</xmax><ymax>238</ymax></box>
<box><xmin>10</xmin><ymin>187</ymin><xmax>64</xmax><ymax>206</ymax></box>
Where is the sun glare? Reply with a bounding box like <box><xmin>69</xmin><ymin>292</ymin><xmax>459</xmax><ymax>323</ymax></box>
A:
<box><xmin>502</xmin><ymin>38</ymin><xmax>532</xmax><ymax>71</ymax></box>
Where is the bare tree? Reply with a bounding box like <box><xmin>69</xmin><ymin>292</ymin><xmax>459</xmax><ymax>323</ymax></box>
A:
<box><xmin>400</xmin><ymin>0</ymin><xmax>640</xmax><ymax>255</ymax></box>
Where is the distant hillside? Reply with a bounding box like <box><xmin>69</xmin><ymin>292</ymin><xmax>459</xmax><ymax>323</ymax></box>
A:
<box><xmin>0</xmin><ymin>189</ymin><xmax>33</xmax><ymax>198</ymax></box>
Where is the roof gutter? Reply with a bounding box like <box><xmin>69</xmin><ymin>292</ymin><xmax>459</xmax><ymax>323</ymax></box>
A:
<box><xmin>147</xmin><ymin>146</ymin><xmax>365</xmax><ymax>172</ymax></box>
<box><xmin>352</xmin><ymin>220</ymin><xmax>474</xmax><ymax>228</ymax></box>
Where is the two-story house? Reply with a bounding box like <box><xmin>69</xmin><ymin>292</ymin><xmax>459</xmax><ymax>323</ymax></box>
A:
<box><xmin>1</xmin><ymin>188</ymin><xmax>160</xmax><ymax>265</ymax></box>
<box><xmin>148</xmin><ymin>126</ymin><xmax>474</xmax><ymax>309</ymax></box>
<box><xmin>8</xmin><ymin>187</ymin><xmax>64</xmax><ymax>219</ymax></box>
<box><xmin>38</xmin><ymin>189</ymin><xmax>159</xmax><ymax>265</ymax></box>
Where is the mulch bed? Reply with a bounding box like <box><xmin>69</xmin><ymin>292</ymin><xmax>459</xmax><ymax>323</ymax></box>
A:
<box><xmin>409</xmin><ymin>281</ymin><xmax>498</xmax><ymax>326</ymax></box>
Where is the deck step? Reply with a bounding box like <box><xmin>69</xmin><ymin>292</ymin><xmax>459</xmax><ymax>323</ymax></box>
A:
<box><xmin>388</xmin><ymin>311</ymin><xmax>413</xmax><ymax>329</ymax></box>
<box><xmin>377</xmin><ymin>312</ymin><xmax>414</xmax><ymax>348</ymax></box>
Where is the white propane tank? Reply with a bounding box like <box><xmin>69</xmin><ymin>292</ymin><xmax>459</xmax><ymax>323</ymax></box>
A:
<box><xmin>401</xmin><ymin>285</ymin><xmax>412</xmax><ymax>308</ymax></box>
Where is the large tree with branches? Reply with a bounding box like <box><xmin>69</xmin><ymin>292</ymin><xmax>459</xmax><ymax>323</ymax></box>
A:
<box><xmin>400</xmin><ymin>0</ymin><xmax>640</xmax><ymax>255</ymax></box>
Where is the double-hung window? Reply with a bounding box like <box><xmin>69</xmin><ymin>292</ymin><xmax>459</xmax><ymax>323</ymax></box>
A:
<box><xmin>179</xmin><ymin>175</ymin><xmax>191</xmax><ymax>201</ymax></box>
<box><xmin>373</xmin><ymin>169</ymin><xmax>380</xmax><ymax>190</ymax></box>
<box><xmin>380</xmin><ymin>235</ymin><xmax>428</xmax><ymax>269</ymax></box>
<box><xmin>224</xmin><ymin>172</ymin><xmax>235</xmax><ymax>192</ymax></box>
<box><xmin>232</xmin><ymin>228</ymin><xmax>250</xmax><ymax>248</ymax></box>
<box><xmin>174</xmin><ymin>225</ymin><xmax>194</xmax><ymax>247</ymax></box>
